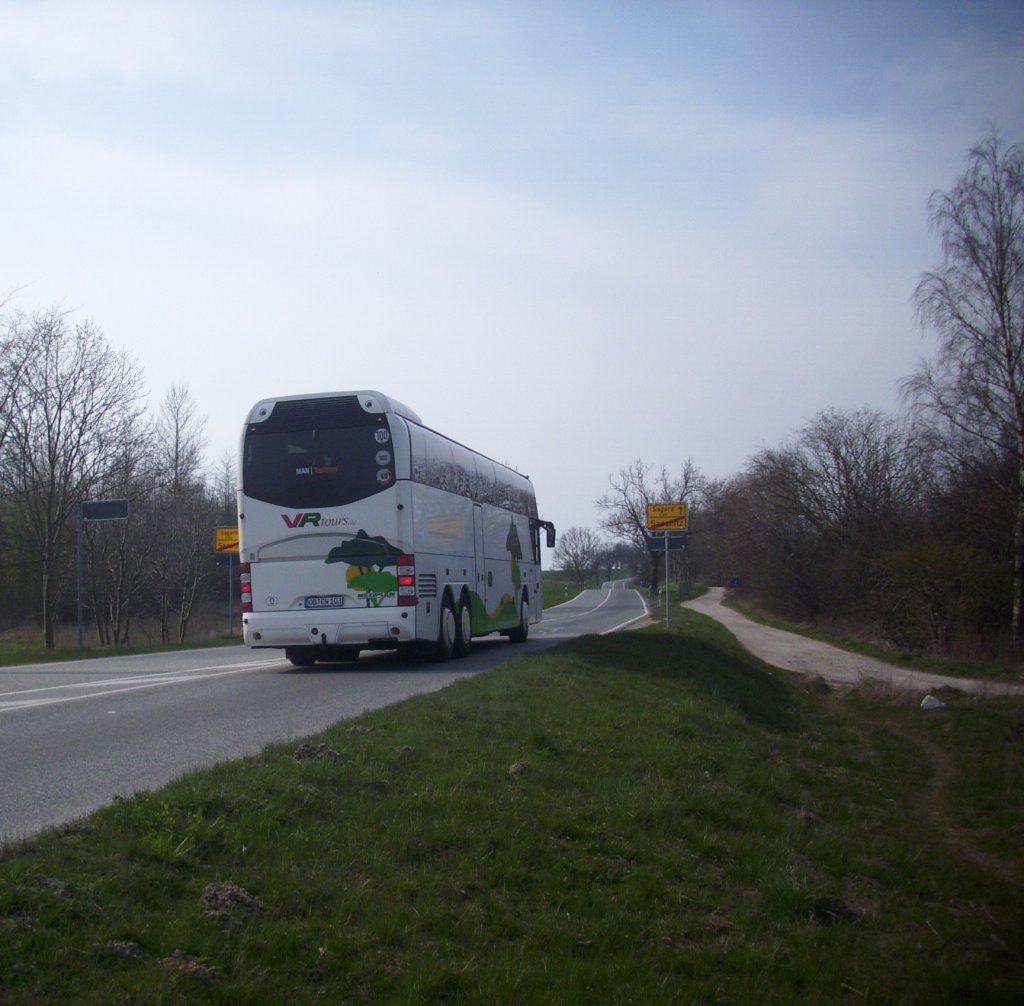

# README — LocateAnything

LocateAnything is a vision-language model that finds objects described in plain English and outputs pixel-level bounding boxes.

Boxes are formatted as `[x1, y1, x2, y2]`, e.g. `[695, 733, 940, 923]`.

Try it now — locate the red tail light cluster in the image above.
[240, 562, 252, 613]
[397, 555, 417, 606]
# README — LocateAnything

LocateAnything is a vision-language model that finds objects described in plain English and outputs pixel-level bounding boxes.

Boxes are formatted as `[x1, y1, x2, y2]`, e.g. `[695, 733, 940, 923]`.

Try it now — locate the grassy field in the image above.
[0, 635, 241, 669]
[541, 573, 583, 609]
[1, 609, 1021, 1003]
[541, 569, 638, 610]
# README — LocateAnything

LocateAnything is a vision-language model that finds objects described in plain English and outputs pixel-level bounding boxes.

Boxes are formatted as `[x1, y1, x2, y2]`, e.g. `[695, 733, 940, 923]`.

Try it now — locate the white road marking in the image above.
[541, 588, 649, 636]
[0, 658, 280, 714]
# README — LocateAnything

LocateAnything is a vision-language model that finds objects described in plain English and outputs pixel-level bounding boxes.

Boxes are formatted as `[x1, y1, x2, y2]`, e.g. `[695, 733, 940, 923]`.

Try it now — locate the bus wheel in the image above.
[508, 598, 529, 644]
[285, 647, 317, 667]
[454, 594, 472, 658]
[434, 595, 457, 662]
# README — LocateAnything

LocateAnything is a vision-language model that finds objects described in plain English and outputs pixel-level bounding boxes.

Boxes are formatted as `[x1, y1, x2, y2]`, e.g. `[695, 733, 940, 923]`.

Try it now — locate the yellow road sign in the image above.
[646, 503, 688, 531]
[215, 526, 240, 553]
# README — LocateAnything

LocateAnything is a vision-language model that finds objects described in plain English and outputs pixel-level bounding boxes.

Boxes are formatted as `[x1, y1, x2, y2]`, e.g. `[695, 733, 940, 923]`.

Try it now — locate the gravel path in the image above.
[683, 587, 1024, 697]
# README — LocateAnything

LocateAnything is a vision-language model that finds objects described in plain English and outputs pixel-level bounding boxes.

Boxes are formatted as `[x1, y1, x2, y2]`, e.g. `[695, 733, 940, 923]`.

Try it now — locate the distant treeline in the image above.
[596, 131, 1024, 660]
[694, 406, 1011, 658]
[0, 304, 234, 648]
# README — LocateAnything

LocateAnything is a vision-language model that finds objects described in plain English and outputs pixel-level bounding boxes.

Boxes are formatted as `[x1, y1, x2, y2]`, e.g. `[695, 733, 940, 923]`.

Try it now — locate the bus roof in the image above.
[242, 391, 532, 486]
[244, 391, 422, 427]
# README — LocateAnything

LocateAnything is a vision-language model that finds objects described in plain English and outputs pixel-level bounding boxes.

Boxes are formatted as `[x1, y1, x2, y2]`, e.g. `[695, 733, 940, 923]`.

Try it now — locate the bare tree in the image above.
[154, 383, 208, 493]
[0, 302, 37, 622]
[595, 541, 637, 584]
[705, 452, 826, 617]
[153, 485, 220, 643]
[0, 295, 34, 458]
[595, 458, 705, 592]
[0, 308, 147, 647]
[85, 434, 159, 645]
[553, 526, 602, 589]
[212, 450, 238, 522]
[146, 386, 216, 643]
[752, 409, 921, 619]
[905, 129, 1024, 639]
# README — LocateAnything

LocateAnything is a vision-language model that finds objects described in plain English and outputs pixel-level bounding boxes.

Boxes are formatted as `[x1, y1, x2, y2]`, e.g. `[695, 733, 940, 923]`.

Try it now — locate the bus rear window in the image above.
[242, 402, 396, 509]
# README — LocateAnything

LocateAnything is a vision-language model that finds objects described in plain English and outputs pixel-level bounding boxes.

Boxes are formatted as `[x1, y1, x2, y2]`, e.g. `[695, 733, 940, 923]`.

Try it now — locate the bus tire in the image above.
[434, 594, 457, 662]
[508, 597, 529, 644]
[285, 647, 317, 667]
[454, 593, 473, 658]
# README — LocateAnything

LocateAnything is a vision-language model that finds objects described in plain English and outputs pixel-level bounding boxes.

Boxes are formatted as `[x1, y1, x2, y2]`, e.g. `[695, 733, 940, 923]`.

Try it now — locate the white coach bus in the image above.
[237, 391, 555, 667]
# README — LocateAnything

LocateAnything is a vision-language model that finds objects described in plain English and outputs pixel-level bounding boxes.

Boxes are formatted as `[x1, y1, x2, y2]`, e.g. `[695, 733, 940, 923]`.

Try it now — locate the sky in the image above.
[2, 0, 1023, 553]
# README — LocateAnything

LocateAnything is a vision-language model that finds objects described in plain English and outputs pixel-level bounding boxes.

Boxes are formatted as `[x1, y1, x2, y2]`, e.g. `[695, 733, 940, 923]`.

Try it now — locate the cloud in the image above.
[2, 0, 1021, 541]
[879, 24, 1024, 136]
[0, 0, 221, 86]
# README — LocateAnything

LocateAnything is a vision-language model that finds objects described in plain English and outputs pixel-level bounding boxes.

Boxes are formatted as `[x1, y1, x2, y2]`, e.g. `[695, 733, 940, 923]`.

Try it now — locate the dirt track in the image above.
[682, 587, 1024, 697]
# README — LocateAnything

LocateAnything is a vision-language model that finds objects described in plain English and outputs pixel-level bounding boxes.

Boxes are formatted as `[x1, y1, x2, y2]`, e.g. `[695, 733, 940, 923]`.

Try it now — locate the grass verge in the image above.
[1, 611, 1021, 1003]
[542, 573, 584, 608]
[0, 635, 240, 669]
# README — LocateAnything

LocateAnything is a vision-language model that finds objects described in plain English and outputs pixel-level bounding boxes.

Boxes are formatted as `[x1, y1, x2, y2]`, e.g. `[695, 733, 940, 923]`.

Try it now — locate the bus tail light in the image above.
[240, 562, 253, 613]
[397, 555, 417, 606]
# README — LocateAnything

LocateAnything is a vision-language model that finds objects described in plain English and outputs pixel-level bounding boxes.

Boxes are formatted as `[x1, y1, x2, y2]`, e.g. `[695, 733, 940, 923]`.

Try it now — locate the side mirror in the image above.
[532, 519, 556, 549]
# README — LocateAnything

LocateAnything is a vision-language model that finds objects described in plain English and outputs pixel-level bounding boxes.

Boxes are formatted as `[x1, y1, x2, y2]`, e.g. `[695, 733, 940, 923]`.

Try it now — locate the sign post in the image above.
[77, 499, 130, 647]
[215, 527, 240, 636]
[645, 503, 688, 627]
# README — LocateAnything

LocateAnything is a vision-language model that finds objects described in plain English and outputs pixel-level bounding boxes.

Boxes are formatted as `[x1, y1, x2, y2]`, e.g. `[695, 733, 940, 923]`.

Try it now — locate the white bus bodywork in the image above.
[238, 391, 554, 667]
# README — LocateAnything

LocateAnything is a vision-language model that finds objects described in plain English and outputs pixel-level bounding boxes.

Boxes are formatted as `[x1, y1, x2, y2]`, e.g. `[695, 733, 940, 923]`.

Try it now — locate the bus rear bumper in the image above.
[242, 610, 416, 649]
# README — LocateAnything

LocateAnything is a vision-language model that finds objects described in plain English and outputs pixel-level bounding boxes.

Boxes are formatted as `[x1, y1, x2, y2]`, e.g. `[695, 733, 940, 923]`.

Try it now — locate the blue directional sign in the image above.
[647, 533, 687, 553]
[80, 499, 129, 522]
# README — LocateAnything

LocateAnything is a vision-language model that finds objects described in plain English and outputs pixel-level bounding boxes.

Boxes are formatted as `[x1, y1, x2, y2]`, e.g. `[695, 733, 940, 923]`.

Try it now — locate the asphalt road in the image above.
[1, 587, 648, 844]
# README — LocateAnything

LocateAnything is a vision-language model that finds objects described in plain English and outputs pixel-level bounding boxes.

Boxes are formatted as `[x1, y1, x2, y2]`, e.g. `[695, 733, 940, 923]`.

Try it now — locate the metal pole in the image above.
[665, 532, 670, 627]
[227, 556, 235, 636]
[77, 505, 84, 647]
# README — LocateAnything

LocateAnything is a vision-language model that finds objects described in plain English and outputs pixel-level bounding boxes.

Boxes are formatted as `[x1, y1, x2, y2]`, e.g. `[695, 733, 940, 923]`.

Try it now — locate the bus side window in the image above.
[474, 457, 496, 506]
[427, 435, 453, 492]
[451, 443, 475, 500]
[409, 425, 428, 484]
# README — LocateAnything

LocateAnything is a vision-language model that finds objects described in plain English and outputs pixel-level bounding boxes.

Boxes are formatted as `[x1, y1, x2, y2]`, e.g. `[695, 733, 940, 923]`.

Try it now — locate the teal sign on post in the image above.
[647, 533, 687, 553]
[81, 499, 129, 522]
[77, 498, 130, 646]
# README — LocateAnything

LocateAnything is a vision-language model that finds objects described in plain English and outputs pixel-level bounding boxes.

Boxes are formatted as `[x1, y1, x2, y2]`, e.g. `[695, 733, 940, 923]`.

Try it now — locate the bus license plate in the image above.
[304, 595, 345, 609]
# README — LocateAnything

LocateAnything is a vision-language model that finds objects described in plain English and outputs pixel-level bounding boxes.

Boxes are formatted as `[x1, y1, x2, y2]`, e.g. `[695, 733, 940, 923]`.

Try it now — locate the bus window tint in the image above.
[408, 423, 428, 485]
[425, 433, 455, 494]
[404, 422, 538, 519]
[451, 442, 476, 498]
[474, 457, 496, 507]
[243, 414, 395, 509]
